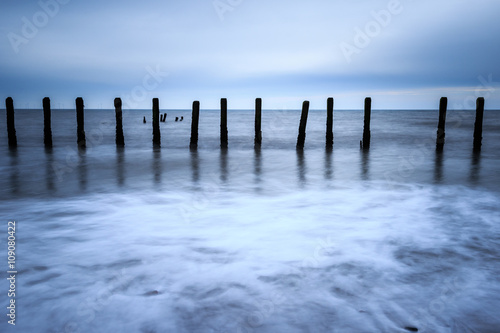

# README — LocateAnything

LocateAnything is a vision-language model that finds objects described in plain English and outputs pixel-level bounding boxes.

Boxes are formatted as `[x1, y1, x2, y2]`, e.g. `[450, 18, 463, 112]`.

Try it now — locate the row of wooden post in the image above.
[4, 97, 485, 151]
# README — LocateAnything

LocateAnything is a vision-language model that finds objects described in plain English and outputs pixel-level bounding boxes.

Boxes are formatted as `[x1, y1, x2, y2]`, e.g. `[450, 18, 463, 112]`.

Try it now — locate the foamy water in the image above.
[0, 109, 499, 332]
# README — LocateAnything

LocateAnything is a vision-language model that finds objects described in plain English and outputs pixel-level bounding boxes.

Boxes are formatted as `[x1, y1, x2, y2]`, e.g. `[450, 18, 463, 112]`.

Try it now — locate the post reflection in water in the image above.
[45, 148, 55, 192]
[190, 149, 200, 184]
[116, 147, 125, 187]
[78, 150, 87, 191]
[220, 149, 228, 183]
[469, 151, 482, 184]
[254, 147, 262, 185]
[9, 149, 19, 194]
[324, 148, 333, 181]
[434, 151, 444, 183]
[152, 148, 161, 185]
[296, 150, 306, 186]
[360, 149, 369, 181]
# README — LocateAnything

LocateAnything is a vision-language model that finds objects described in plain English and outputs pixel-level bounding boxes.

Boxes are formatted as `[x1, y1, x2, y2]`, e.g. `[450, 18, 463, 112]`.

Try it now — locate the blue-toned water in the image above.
[0, 108, 499, 332]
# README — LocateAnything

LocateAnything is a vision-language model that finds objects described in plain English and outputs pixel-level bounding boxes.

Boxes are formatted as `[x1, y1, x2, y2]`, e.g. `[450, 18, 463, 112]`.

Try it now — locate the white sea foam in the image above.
[1, 182, 499, 332]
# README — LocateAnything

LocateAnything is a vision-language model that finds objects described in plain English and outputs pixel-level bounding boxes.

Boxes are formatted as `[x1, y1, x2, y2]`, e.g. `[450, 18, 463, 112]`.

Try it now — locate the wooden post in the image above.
[43, 97, 53, 148]
[254, 98, 262, 147]
[114, 98, 125, 146]
[296, 101, 310, 149]
[362, 97, 371, 149]
[5, 98, 17, 148]
[76, 97, 86, 148]
[220, 98, 228, 149]
[152, 98, 160, 146]
[436, 97, 447, 152]
[473, 97, 485, 152]
[190, 101, 200, 149]
[326, 97, 334, 148]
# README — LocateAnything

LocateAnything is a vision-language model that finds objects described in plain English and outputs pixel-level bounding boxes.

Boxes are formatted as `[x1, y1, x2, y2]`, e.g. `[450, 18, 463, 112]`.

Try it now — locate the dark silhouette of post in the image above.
[5, 97, 17, 148]
[152, 98, 161, 146]
[255, 98, 262, 147]
[362, 97, 371, 150]
[76, 97, 86, 148]
[436, 97, 447, 152]
[473, 97, 485, 152]
[114, 98, 125, 146]
[43, 97, 53, 148]
[190, 101, 200, 149]
[326, 97, 334, 148]
[220, 98, 228, 149]
[296, 101, 310, 149]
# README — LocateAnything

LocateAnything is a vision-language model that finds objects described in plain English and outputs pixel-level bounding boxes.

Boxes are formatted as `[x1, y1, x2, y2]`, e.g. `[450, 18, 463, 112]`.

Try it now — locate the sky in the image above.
[0, 0, 499, 110]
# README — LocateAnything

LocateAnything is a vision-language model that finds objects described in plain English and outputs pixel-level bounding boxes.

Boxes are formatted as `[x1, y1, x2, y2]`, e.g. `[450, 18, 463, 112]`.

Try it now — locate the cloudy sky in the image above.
[1, 0, 499, 110]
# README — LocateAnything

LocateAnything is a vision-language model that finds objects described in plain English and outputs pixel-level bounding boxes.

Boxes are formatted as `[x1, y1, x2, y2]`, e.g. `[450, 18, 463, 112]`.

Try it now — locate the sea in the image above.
[0, 108, 499, 333]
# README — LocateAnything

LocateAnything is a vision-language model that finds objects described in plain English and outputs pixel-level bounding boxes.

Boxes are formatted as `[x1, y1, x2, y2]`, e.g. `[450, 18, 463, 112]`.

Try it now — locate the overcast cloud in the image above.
[1, 0, 499, 110]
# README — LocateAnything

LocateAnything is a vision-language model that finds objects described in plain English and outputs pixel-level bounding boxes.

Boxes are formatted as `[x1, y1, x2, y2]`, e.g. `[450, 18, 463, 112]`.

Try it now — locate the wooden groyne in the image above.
[220, 98, 228, 149]
[326, 97, 334, 148]
[436, 97, 447, 152]
[473, 97, 485, 152]
[152, 98, 160, 147]
[5, 97, 17, 148]
[190, 101, 200, 149]
[114, 98, 125, 147]
[3, 97, 489, 151]
[296, 101, 310, 149]
[76, 97, 86, 148]
[361, 97, 371, 150]
[43, 97, 52, 148]
[254, 98, 262, 148]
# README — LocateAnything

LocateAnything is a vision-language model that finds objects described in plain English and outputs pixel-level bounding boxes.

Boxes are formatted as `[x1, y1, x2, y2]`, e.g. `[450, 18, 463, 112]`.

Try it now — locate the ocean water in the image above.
[0, 108, 499, 333]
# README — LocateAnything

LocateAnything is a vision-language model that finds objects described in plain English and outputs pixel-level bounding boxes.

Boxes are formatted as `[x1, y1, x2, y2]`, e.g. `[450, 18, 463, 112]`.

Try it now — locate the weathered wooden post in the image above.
[473, 97, 485, 152]
[326, 97, 334, 148]
[362, 97, 371, 149]
[43, 97, 53, 148]
[152, 98, 161, 146]
[5, 98, 17, 148]
[254, 98, 262, 147]
[114, 98, 125, 146]
[296, 101, 310, 149]
[190, 101, 200, 149]
[436, 97, 447, 152]
[75, 97, 86, 148]
[220, 98, 228, 149]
